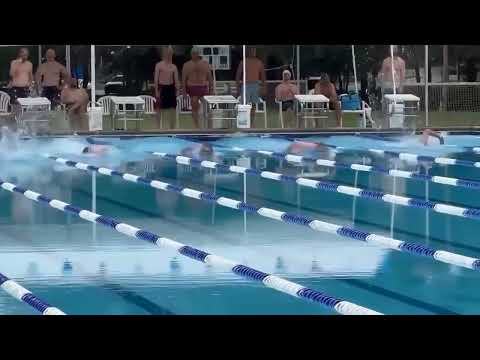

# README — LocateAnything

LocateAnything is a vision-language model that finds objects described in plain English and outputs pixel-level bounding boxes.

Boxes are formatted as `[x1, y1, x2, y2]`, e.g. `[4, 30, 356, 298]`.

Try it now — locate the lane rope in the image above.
[46, 155, 480, 272]
[0, 178, 381, 315]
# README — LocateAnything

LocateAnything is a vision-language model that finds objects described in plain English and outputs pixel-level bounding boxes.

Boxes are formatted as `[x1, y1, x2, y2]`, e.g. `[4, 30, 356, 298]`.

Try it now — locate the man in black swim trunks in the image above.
[9, 47, 33, 104]
[35, 48, 69, 108]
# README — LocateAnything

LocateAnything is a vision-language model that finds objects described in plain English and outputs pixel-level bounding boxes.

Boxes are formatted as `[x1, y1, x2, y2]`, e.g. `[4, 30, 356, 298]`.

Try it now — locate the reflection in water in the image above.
[62, 259, 73, 274]
[275, 256, 287, 274]
[169, 257, 181, 274]
[26, 261, 38, 276]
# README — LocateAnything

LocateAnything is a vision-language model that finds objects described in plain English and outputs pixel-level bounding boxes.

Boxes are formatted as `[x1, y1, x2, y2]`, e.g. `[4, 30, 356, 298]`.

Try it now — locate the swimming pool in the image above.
[2, 132, 480, 314]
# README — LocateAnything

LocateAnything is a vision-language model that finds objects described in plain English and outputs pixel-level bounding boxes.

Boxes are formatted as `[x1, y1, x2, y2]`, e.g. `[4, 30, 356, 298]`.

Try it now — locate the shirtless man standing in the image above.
[36, 48, 69, 107]
[181, 46, 213, 128]
[154, 46, 180, 129]
[235, 46, 266, 127]
[60, 78, 89, 132]
[314, 73, 342, 127]
[9, 47, 33, 104]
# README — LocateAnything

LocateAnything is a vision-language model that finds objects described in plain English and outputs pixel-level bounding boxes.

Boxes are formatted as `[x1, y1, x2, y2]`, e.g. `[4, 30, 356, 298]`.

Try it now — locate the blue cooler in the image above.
[340, 93, 361, 110]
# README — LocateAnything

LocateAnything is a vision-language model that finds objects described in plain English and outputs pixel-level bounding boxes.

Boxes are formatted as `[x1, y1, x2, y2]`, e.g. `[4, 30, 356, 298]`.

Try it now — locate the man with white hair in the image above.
[181, 46, 213, 128]
[35, 48, 69, 107]
[275, 69, 299, 127]
[9, 47, 33, 104]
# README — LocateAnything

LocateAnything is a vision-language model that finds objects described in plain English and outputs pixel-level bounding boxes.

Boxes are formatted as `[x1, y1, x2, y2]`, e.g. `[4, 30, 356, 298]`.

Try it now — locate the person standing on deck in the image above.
[181, 46, 213, 129]
[9, 47, 33, 104]
[235, 46, 266, 128]
[154, 46, 180, 129]
[35, 48, 70, 108]
[379, 46, 405, 95]
[60, 78, 89, 132]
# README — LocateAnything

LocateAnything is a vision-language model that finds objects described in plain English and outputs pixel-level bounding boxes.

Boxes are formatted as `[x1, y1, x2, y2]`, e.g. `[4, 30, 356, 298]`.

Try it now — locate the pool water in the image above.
[1, 133, 480, 314]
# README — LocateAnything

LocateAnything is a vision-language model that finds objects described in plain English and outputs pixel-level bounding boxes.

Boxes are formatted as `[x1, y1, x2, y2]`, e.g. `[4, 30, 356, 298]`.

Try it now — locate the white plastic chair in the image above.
[0, 91, 11, 116]
[140, 95, 156, 114]
[96, 96, 113, 129]
[274, 99, 286, 129]
[97, 96, 113, 116]
[176, 94, 193, 129]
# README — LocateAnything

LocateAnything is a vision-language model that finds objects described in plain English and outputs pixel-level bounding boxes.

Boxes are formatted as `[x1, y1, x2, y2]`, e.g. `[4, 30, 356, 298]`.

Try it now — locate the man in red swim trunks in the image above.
[181, 46, 213, 129]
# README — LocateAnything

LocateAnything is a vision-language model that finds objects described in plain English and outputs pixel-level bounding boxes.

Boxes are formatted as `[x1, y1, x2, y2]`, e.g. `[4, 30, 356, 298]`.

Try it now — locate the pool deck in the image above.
[3, 107, 480, 137]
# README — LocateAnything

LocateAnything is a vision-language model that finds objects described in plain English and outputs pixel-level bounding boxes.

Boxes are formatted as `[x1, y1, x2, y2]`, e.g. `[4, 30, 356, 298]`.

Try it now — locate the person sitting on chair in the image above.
[60, 78, 89, 132]
[275, 70, 299, 127]
[313, 73, 342, 127]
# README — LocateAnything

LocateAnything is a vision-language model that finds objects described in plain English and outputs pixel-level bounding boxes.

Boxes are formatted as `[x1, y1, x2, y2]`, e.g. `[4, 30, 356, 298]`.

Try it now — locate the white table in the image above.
[383, 94, 421, 128]
[110, 96, 145, 130]
[202, 95, 239, 129]
[16, 97, 51, 130]
[294, 94, 330, 128]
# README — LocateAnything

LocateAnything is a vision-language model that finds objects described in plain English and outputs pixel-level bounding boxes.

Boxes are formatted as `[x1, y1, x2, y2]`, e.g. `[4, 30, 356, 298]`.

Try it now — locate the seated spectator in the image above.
[314, 73, 342, 127]
[60, 78, 89, 132]
[275, 70, 299, 128]
[275, 70, 299, 109]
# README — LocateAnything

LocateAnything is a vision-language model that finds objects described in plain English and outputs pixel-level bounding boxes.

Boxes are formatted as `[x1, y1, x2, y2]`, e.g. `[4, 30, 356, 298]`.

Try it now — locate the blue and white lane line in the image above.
[0, 180, 380, 315]
[0, 272, 65, 315]
[288, 138, 478, 168]
[46, 156, 480, 272]
[328, 143, 480, 169]
[216, 145, 480, 192]
[149, 152, 480, 223]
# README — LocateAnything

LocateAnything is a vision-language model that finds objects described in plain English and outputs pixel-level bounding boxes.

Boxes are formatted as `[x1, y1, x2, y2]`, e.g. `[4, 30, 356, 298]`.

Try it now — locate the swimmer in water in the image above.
[286, 140, 333, 159]
[81, 144, 111, 156]
[180, 143, 215, 160]
[420, 129, 445, 146]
